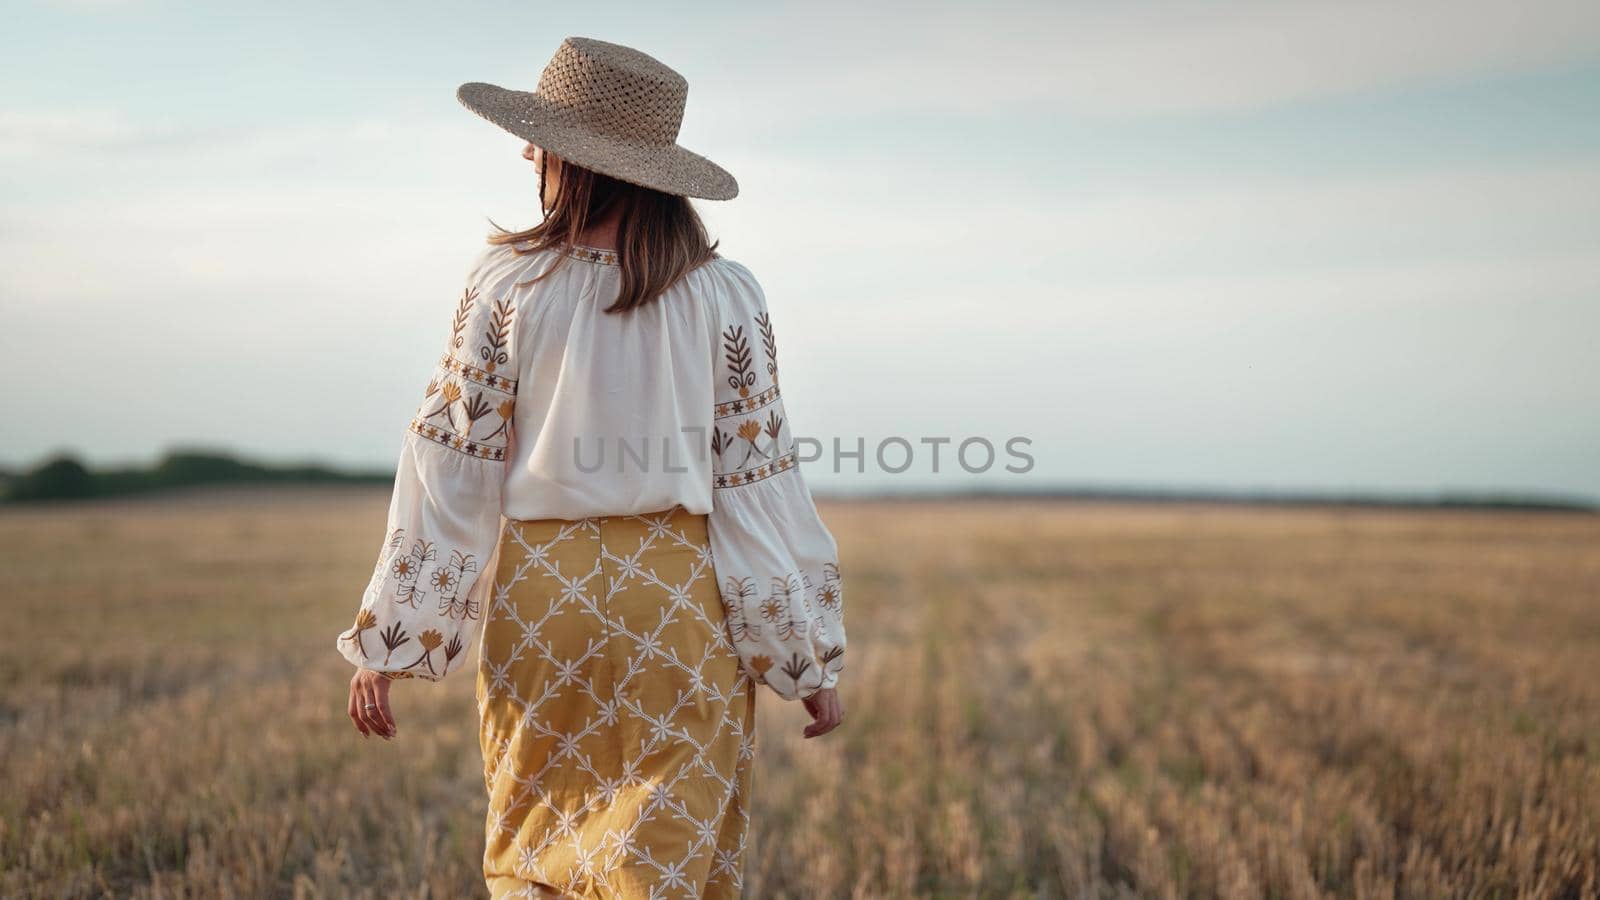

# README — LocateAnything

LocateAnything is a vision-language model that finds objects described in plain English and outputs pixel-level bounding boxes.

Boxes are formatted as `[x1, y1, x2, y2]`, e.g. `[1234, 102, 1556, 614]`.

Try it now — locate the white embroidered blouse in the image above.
[333, 241, 845, 701]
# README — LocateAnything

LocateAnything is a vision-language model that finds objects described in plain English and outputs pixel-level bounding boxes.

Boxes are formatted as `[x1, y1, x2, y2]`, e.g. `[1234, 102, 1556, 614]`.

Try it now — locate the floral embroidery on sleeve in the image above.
[708, 294, 846, 701]
[719, 559, 844, 696]
[711, 319, 795, 488]
[335, 276, 517, 683]
[407, 288, 519, 461]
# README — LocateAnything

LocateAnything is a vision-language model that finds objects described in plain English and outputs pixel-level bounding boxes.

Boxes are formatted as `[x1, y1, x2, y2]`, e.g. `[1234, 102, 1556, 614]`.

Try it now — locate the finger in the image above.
[348, 680, 370, 736]
[358, 679, 390, 738]
[803, 693, 828, 738]
[810, 692, 841, 738]
[374, 677, 397, 735]
[364, 680, 393, 738]
[352, 675, 372, 733]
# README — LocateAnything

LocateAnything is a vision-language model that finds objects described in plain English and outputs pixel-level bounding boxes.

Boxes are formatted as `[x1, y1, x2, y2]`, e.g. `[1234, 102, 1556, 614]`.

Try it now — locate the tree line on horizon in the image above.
[1, 448, 1593, 512]
[0, 450, 392, 504]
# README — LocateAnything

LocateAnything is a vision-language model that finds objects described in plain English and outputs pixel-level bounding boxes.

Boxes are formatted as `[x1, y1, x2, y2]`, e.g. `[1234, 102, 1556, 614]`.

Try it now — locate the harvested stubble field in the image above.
[1, 487, 1598, 899]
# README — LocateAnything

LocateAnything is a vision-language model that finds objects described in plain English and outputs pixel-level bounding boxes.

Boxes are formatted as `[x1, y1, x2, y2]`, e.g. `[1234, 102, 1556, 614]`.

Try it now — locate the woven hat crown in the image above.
[537, 37, 686, 145]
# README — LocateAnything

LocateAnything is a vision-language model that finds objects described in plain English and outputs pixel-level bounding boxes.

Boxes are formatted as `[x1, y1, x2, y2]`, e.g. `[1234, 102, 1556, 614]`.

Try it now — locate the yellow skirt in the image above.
[476, 505, 758, 899]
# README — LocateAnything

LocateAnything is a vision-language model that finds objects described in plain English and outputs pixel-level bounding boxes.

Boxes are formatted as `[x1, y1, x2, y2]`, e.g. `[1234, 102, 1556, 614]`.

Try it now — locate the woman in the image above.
[333, 36, 846, 899]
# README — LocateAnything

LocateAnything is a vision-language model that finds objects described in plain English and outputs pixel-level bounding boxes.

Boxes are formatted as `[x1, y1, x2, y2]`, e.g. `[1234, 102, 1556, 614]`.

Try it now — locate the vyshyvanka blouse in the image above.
[334, 241, 846, 701]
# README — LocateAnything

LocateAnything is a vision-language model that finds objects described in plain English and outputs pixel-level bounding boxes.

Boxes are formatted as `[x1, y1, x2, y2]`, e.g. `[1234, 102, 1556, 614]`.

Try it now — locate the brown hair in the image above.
[486, 152, 720, 313]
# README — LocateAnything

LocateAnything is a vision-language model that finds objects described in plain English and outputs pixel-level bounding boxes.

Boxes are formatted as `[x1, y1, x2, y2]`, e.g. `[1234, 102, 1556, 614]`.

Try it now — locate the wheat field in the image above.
[1, 487, 1597, 898]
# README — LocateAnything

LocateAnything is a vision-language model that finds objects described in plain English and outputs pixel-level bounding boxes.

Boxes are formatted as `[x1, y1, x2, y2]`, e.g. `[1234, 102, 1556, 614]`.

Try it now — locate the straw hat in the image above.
[457, 36, 738, 201]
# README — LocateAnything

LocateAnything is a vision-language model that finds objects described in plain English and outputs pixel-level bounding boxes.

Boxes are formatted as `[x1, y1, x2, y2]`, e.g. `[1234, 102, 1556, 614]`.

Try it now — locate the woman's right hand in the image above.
[801, 687, 843, 738]
[348, 668, 397, 739]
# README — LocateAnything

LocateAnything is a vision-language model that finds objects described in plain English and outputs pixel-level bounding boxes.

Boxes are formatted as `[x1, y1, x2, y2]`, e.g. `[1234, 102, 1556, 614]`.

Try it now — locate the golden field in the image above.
[1, 487, 1597, 899]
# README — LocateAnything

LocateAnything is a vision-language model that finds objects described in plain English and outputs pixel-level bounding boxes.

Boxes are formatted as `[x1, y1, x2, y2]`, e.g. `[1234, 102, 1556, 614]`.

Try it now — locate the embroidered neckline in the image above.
[509, 240, 620, 266]
[564, 244, 619, 266]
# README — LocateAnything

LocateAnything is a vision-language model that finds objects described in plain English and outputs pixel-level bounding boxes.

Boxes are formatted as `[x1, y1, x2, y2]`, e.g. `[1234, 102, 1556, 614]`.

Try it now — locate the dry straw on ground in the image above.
[2, 487, 1597, 897]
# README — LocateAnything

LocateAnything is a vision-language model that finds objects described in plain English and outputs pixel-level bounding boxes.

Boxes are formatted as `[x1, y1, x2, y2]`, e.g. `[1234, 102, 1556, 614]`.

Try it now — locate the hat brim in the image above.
[456, 82, 739, 201]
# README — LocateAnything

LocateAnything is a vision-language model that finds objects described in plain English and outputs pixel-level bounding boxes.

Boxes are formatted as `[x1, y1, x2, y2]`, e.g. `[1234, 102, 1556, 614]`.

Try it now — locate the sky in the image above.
[2, 0, 1598, 500]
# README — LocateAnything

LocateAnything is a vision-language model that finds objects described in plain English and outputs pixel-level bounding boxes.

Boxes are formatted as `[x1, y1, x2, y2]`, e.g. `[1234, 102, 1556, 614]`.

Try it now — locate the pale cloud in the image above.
[0, 109, 155, 161]
[0, 110, 482, 170]
[704, 154, 1600, 295]
[6, 121, 1596, 315]
[695, 0, 1600, 121]
[41, 0, 142, 10]
[9, 125, 1595, 318]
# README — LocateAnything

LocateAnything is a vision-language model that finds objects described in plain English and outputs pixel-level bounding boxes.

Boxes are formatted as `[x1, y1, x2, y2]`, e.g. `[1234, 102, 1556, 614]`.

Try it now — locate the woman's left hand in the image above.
[348, 668, 397, 739]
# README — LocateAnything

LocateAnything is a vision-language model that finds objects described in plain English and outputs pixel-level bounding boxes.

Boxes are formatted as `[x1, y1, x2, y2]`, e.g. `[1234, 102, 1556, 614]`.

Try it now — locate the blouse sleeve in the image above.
[706, 262, 847, 701]
[334, 250, 519, 682]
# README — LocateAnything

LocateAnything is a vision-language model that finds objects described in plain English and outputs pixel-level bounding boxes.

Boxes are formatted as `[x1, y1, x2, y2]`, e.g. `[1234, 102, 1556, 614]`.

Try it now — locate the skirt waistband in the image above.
[504, 503, 702, 529]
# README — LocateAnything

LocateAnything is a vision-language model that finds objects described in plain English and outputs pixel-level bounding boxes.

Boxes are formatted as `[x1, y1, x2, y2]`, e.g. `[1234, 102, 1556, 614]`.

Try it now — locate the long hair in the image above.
[486, 151, 720, 313]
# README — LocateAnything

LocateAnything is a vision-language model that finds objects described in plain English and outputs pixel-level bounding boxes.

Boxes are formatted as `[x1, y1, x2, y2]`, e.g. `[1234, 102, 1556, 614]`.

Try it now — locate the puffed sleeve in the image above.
[706, 261, 846, 701]
[334, 248, 519, 682]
